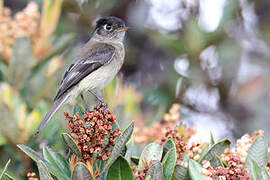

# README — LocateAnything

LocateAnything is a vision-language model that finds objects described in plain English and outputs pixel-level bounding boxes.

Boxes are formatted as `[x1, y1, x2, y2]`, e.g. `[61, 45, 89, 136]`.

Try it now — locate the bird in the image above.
[35, 16, 128, 135]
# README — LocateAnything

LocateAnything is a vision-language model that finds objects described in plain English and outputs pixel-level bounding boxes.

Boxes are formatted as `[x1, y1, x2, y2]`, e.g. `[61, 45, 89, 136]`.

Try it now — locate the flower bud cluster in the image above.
[0, 2, 40, 61]
[26, 172, 38, 180]
[200, 160, 215, 180]
[159, 126, 187, 159]
[215, 154, 250, 180]
[134, 104, 195, 144]
[132, 160, 152, 180]
[186, 141, 208, 161]
[65, 104, 120, 161]
[132, 166, 149, 180]
[163, 104, 180, 123]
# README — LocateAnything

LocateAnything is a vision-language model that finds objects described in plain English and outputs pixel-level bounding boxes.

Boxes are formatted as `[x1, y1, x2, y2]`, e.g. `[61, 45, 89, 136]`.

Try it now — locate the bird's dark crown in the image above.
[95, 16, 126, 31]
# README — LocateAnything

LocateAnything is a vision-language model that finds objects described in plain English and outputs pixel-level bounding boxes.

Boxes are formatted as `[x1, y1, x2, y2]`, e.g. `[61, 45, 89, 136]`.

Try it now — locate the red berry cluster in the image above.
[215, 154, 250, 180]
[26, 172, 38, 180]
[159, 126, 187, 159]
[132, 167, 149, 180]
[65, 104, 121, 161]
[132, 160, 152, 180]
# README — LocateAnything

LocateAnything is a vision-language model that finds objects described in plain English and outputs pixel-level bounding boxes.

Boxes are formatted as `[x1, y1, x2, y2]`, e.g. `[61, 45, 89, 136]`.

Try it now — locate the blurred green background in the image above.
[1, 0, 270, 178]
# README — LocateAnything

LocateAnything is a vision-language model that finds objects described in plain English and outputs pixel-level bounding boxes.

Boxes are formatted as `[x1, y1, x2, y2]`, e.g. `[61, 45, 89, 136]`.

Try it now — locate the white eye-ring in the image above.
[104, 24, 112, 31]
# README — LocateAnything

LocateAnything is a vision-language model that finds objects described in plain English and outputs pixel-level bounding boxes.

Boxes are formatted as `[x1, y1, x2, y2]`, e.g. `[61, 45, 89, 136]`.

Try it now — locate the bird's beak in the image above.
[116, 26, 129, 32]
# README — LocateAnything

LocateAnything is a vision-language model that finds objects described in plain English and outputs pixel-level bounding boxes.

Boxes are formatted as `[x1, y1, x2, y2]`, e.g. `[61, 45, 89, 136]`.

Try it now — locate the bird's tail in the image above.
[35, 96, 67, 135]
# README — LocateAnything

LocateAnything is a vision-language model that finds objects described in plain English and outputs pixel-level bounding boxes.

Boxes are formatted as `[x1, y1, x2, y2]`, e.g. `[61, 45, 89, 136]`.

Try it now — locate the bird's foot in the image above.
[88, 90, 108, 111]
[84, 109, 94, 113]
[81, 94, 91, 113]
[96, 101, 108, 111]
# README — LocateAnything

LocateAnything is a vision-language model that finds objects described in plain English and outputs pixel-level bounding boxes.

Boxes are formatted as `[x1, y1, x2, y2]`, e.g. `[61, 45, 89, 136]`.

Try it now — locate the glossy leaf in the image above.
[107, 156, 134, 180]
[0, 159, 10, 179]
[172, 165, 189, 180]
[17, 144, 69, 180]
[199, 146, 208, 162]
[138, 143, 163, 170]
[259, 167, 270, 180]
[62, 133, 82, 158]
[214, 154, 225, 168]
[250, 160, 260, 180]
[147, 160, 163, 180]
[162, 138, 175, 157]
[200, 139, 231, 168]
[72, 162, 94, 180]
[43, 147, 71, 177]
[188, 159, 204, 180]
[100, 120, 134, 175]
[162, 139, 177, 180]
[244, 135, 268, 169]
[37, 160, 54, 180]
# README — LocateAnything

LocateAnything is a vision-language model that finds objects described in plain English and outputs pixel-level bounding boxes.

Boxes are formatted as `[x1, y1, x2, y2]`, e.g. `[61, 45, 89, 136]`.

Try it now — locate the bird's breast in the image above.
[79, 44, 125, 92]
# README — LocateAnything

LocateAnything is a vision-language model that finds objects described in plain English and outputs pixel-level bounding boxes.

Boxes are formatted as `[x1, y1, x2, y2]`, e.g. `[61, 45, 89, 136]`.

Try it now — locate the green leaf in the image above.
[131, 156, 139, 165]
[0, 166, 21, 180]
[72, 104, 84, 117]
[72, 162, 94, 180]
[17, 144, 69, 180]
[172, 165, 189, 180]
[100, 120, 134, 175]
[199, 146, 208, 162]
[162, 138, 175, 157]
[259, 167, 270, 180]
[200, 139, 231, 168]
[214, 154, 225, 168]
[3, 173, 17, 180]
[107, 156, 134, 180]
[62, 133, 82, 158]
[0, 159, 10, 179]
[43, 147, 71, 177]
[210, 132, 215, 146]
[138, 143, 163, 170]
[183, 152, 189, 163]
[8, 37, 37, 89]
[37, 160, 54, 180]
[188, 159, 204, 180]
[244, 135, 268, 169]
[162, 139, 177, 180]
[147, 160, 163, 180]
[250, 160, 261, 180]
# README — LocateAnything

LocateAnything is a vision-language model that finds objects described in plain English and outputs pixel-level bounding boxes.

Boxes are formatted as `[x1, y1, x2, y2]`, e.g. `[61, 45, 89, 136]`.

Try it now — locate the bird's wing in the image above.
[54, 43, 115, 101]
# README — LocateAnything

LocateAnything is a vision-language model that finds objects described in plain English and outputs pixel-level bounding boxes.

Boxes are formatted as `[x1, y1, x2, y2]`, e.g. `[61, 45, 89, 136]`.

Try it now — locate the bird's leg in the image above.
[80, 94, 90, 112]
[88, 90, 108, 110]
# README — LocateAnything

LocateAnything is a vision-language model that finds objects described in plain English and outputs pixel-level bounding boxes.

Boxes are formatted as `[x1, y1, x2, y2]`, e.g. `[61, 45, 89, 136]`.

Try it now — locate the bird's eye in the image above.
[104, 24, 112, 31]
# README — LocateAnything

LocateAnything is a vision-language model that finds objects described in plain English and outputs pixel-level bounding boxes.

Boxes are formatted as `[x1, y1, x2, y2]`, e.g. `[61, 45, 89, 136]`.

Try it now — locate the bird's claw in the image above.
[97, 101, 108, 111]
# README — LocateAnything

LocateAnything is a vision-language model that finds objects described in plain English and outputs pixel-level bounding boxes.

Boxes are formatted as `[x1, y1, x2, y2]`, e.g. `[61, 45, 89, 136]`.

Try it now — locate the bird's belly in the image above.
[78, 57, 123, 93]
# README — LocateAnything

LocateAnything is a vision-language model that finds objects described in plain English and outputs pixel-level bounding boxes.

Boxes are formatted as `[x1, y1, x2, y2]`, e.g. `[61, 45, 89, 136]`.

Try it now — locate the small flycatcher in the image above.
[35, 16, 128, 134]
